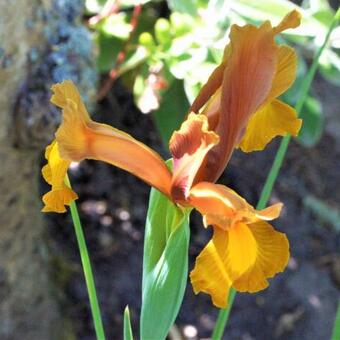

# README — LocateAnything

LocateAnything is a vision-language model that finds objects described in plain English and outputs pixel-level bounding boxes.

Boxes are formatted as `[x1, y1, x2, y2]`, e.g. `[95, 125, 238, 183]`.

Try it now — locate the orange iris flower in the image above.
[42, 10, 302, 307]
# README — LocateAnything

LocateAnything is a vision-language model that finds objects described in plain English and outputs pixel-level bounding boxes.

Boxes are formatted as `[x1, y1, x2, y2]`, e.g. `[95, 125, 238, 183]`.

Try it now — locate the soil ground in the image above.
[43, 79, 340, 340]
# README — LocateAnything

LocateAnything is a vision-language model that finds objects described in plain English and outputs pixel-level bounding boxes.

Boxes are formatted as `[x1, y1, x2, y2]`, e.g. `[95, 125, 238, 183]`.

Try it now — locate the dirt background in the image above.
[42, 76, 340, 340]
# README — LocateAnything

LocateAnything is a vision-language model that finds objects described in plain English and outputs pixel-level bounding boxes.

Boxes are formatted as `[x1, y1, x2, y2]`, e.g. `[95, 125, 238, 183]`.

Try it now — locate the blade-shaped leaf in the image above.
[140, 186, 191, 340]
[124, 306, 134, 340]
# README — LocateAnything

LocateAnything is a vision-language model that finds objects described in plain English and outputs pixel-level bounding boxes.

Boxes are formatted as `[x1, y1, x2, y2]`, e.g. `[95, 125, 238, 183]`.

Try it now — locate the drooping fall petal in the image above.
[41, 140, 78, 213]
[188, 182, 288, 307]
[190, 228, 232, 308]
[231, 221, 289, 293]
[52, 80, 172, 198]
[239, 99, 302, 152]
[191, 220, 289, 308]
[169, 113, 219, 202]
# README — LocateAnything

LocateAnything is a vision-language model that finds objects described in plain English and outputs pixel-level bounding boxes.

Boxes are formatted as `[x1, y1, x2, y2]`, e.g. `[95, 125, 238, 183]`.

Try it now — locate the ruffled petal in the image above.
[232, 221, 289, 292]
[53, 80, 172, 197]
[51, 80, 90, 120]
[42, 187, 78, 213]
[190, 227, 232, 308]
[190, 219, 289, 306]
[189, 182, 288, 305]
[170, 114, 219, 202]
[41, 140, 78, 213]
[238, 99, 302, 152]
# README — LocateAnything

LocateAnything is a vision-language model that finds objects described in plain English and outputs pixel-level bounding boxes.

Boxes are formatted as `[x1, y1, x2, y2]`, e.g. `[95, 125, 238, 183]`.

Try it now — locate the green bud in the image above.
[139, 32, 155, 51]
[155, 18, 171, 44]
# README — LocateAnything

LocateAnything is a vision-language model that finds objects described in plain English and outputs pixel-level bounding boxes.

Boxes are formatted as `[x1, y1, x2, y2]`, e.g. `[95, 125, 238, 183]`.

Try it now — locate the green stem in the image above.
[211, 289, 236, 340]
[331, 300, 340, 340]
[211, 7, 340, 339]
[257, 135, 291, 210]
[66, 176, 106, 340]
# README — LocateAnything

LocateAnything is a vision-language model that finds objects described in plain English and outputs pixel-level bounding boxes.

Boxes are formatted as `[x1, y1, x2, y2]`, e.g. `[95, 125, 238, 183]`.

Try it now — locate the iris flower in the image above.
[42, 10, 302, 307]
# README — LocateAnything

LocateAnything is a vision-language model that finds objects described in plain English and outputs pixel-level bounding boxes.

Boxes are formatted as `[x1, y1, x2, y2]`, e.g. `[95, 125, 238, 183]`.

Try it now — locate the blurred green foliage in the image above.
[85, 0, 340, 148]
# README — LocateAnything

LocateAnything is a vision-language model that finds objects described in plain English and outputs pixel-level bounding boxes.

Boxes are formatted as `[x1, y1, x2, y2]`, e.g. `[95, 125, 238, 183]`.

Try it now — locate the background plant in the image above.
[86, 0, 339, 147]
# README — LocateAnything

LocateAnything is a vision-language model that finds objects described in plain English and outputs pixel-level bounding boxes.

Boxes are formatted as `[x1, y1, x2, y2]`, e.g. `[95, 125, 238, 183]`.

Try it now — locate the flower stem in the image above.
[211, 289, 236, 340]
[331, 299, 340, 340]
[211, 7, 340, 339]
[66, 176, 106, 340]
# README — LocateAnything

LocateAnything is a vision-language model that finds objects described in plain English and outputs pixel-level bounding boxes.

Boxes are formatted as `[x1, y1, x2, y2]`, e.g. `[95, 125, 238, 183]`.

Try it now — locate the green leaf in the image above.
[140, 184, 191, 340]
[167, 0, 201, 16]
[332, 300, 340, 340]
[303, 195, 340, 232]
[124, 306, 134, 340]
[184, 62, 218, 103]
[97, 13, 132, 39]
[319, 49, 340, 86]
[96, 34, 123, 72]
[170, 12, 195, 37]
[207, 0, 231, 26]
[231, 0, 298, 23]
[231, 0, 329, 37]
[153, 78, 190, 146]
[298, 95, 324, 147]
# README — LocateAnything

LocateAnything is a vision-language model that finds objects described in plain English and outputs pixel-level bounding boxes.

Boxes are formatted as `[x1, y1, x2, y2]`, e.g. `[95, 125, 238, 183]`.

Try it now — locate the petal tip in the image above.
[274, 10, 302, 34]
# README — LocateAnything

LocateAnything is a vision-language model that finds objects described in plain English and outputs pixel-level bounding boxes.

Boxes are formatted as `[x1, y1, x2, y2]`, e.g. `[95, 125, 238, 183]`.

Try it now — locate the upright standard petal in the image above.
[52, 81, 172, 197]
[194, 10, 301, 181]
[169, 113, 219, 202]
[41, 140, 78, 213]
[202, 21, 278, 182]
[238, 12, 302, 152]
[188, 182, 288, 307]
